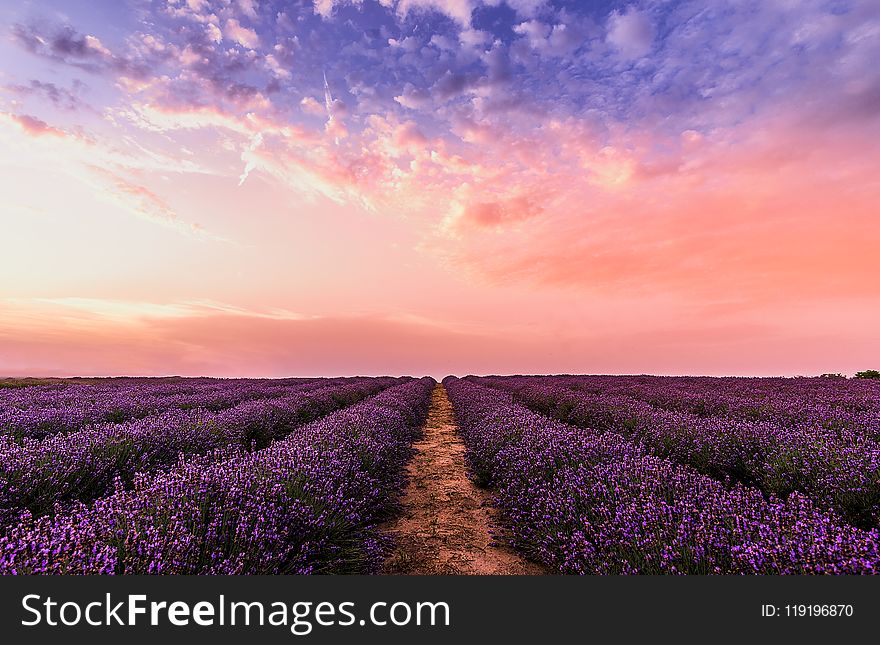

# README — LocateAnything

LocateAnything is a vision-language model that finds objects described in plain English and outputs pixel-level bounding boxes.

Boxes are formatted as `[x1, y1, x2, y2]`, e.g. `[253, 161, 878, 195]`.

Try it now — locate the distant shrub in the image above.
[820, 373, 845, 379]
[854, 370, 880, 380]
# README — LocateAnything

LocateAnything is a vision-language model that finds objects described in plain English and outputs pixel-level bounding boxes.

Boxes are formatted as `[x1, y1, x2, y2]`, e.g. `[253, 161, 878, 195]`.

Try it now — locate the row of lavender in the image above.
[544, 375, 880, 436]
[471, 376, 880, 529]
[0, 377, 402, 527]
[0, 378, 435, 574]
[0, 377, 334, 439]
[444, 377, 880, 574]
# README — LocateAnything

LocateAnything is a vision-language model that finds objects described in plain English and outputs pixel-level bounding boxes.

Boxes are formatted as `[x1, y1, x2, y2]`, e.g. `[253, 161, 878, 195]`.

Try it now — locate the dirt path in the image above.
[382, 384, 546, 575]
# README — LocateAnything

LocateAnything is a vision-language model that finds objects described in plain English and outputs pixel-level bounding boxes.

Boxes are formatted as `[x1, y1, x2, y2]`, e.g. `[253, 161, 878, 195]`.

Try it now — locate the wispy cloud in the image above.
[0, 109, 218, 237]
[2, 79, 89, 111]
[0, 112, 69, 138]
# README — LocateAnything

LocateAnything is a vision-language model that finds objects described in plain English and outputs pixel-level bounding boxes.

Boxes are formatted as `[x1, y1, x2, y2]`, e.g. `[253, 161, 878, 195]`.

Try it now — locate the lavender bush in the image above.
[0, 378, 434, 574]
[473, 376, 880, 529]
[0, 377, 401, 526]
[0, 377, 332, 440]
[445, 377, 880, 574]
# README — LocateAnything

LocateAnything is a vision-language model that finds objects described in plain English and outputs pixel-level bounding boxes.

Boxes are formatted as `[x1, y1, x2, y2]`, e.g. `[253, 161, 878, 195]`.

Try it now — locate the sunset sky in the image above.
[1, 0, 878, 378]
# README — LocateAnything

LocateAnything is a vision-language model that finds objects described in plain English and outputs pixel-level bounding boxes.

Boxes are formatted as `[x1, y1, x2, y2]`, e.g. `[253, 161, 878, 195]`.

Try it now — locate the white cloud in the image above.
[265, 53, 291, 79]
[501, 0, 546, 17]
[459, 27, 490, 48]
[224, 18, 260, 49]
[394, 83, 433, 110]
[607, 7, 655, 59]
[237, 0, 259, 19]
[313, 0, 335, 18]
[514, 20, 550, 49]
[397, 0, 476, 27]
[312, 0, 364, 19]
[205, 23, 222, 43]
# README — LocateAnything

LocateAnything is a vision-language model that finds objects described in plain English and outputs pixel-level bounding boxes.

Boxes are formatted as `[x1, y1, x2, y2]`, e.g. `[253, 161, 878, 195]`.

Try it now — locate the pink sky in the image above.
[1, 0, 879, 378]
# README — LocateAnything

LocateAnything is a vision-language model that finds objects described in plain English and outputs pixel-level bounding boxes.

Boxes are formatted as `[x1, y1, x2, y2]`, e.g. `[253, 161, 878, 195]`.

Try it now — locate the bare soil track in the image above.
[382, 384, 546, 575]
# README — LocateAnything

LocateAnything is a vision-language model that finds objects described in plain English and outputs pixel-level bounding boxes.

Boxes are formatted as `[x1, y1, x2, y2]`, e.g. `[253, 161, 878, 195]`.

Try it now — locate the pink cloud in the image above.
[453, 194, 543, 229]
[91, 169, 186, 227]
[392, 121, 428, 150]
[299, 96, 325, 116]
[442, 118, 880, 310]
[1, 113, 68, 137]
[224, 18, 260, 49]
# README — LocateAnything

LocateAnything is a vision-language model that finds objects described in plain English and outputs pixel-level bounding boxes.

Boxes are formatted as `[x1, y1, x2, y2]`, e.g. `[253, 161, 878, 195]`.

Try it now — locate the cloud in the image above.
[299, 96, 325, 115]
[87, 167, 205, 234]
[502, 0, 547, 17]
[430, 33, 457, 50]
[117, 102, 255, 134]
[394, 82, 433, 109]
[15, 23, 108, 61]
[393, 121, 428, 149]
[513, 16, 594, 57]
[397, 0, 477, 26]
[11, 22, 148, 77]
[3, 80, 88, 111]
[431, 69, 477, 100]
[237, 0, 260, 19]
[312, 0, 545, 27]
[265, 53, 291, 79]
[224, 18, 260, 49]
[313, 0, 365, 19]
[513, 19, 550, 48]
[238, 133, 264, 185]
[438, 112, 880, 309]
[606, 6, 655, 59]
[458, 27, 490, 48]
[186, 0, 210, 12]
[447, 194, 544, 230]
[313, 0, 334, 18]
[205, 23, 223, 43]
[0, 112, 69, 138]
[0, 107, 219, 238]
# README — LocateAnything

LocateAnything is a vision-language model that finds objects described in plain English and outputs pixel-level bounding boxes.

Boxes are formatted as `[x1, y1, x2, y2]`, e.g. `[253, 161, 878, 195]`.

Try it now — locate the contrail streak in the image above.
[323, 69, 333, 115]
[323, 69, 340, 145]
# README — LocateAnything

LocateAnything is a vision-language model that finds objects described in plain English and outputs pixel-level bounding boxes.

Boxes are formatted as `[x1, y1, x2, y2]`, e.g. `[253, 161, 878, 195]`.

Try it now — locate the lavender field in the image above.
[445, 375, 880, 574]
[0, 377, 434, 574]
[1, 374, 879, 575]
